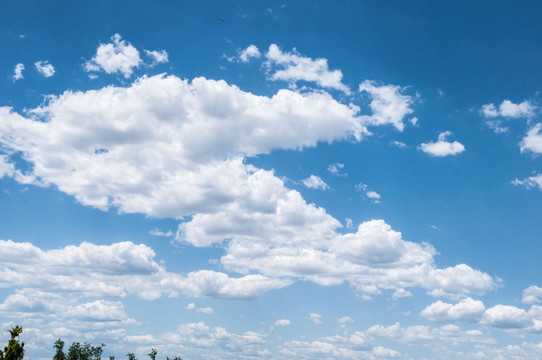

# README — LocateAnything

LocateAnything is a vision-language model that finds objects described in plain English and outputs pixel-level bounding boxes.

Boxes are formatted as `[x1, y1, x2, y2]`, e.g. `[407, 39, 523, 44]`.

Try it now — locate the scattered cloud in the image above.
[185, 302, 214, 315]
[485, 119, 509, 134]
[265, 44, 349, 93]
[274, 319, 291, 327]
[145, 49, 169, 66]
[345, 218, 354, 229]
[482, 100, 536, 119]
[520, 123, 542, 154]
[522, 285, 542, 304]
[149, 228, 174, 237]
[12, 63, 24, 80]
[419, 131, 466, 157]
[34, 61, 55, 77]
[239, 44, 261, 62]
[512, 173, 542, 190]
[301, 175, 329, 190]
[391, 140, 407, 149]
[328, 162, 347, 176]
[337, 316, 354, 324]
[356, 183, 381, 203]
[307, 313, 322, 325]
[84, 34, 142, 78]
[359, 80, 415, 131]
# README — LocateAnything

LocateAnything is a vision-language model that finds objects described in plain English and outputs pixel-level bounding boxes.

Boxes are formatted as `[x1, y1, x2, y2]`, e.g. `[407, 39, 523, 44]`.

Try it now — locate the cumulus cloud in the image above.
[265, 44, 349, 92]
[520, 123, 542, 154]
[523, 286, 542, 304]
[162, 322, 269, 360]
[512, 173, 542, 190]
[419, 131, 466, 157]
[420, 298, 486, 322]
[34, 61, 55, 77]
[482, 305, 534, 329]
[301, 175, 329, 190]
[0, 75, 367, 216]
[482, 100, 536, 119]
[239, 44, 261, 62]
[0, 72, 495, 300]
[359, 80, 414, 131]
[12, 63, 24, 80]
[0, 239, 290, 301]
[84, 34, 142, 78]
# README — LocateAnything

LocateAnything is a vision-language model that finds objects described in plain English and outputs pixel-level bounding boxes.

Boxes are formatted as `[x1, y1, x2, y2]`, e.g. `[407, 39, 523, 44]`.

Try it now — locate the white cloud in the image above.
[265, 44, 349, 92]
[359, 80, 414, 131]
[12, 63, 24, 80]
[420, 297, 486, 322]
[391, 140, 407, 148]
[371, 346, 401, 359]
[512, 173, 542, 190]
[356, 183, 381, 203]
[482, 305, 533, 329]
[239, 44, 261, 62]
[523, 286, 542, 304]
[145, 49, 169, 66]
[274, 319, 291, 327]
[485, 119, 509, 134]
[345, 218, 354, 229]
[0, 239, 291, 301]
[482, 100, 536, 119]
[301, 175, 329, 190]
[520, 123, 542, 154]
[34, 61, 55, 77]
[392, 289, 412, 299]
[162, 322, 269, 359]
[185, 302, 214, 315]
[0, 74, 495, 300]
[337, 316, 354, 324]
[419, 131, 466, 157]
[328, 162, 346, 176]
[84, 34, 142, 78]
[0, 75, 367, 217]
[307, 313, 322, 325]
[149, 228, 174, 237]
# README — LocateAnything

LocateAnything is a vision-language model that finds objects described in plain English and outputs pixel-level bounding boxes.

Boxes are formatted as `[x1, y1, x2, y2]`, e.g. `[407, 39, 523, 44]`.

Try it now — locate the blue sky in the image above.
[1, 1, 542, 359]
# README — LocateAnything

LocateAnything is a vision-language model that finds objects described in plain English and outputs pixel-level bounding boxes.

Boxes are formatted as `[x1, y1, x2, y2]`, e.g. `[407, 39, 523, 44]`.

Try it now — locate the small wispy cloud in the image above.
[35, 61, 55, 77]
[301, 175, 329, 190]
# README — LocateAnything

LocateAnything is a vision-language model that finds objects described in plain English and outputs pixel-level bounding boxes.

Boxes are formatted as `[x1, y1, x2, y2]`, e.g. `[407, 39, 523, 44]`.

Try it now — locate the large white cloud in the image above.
[0, 74, 366, 217]
[0, 68, 494, 300]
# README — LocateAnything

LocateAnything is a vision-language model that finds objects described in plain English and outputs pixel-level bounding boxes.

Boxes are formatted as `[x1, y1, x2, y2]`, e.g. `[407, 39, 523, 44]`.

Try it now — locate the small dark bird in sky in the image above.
[218, 18, 224, 23]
